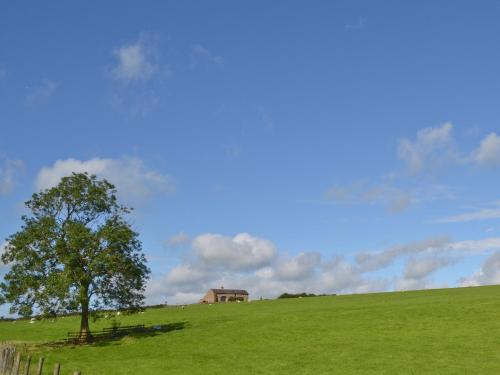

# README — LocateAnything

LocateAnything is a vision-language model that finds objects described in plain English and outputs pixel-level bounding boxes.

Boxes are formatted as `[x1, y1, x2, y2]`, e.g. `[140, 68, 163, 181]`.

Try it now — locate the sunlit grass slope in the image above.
[1, 285, 500, 374]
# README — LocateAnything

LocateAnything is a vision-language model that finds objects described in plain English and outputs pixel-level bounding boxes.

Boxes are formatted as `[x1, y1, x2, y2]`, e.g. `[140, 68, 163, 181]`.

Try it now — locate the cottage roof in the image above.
[211, 288, 248, 295]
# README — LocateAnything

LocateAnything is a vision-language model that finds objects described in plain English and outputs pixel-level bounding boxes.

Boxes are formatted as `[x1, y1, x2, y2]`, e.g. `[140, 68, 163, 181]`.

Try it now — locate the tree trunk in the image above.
[79, 287, 92, 343]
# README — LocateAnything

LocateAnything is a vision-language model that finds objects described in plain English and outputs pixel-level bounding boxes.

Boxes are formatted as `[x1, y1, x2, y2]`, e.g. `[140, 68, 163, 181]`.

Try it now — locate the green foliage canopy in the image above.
[0, 173, 150, 330]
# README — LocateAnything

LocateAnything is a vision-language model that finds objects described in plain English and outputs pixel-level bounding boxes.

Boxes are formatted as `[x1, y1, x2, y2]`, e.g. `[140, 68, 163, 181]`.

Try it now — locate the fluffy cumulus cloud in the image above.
[192, 233, 277, 271]
[145, 232, 500, 305]
[35, 157, 175, 202]
[473, 133, 500, 167]
[398, 122, 456, 173]
[109, 33, 170, 117]
[396, 125, 500, 172]
[403, 256, 455, 281]
[355, 236, 450, 273]
[146, 233, 296, 304]
[460, 251, 500, 287]
[319, 256, 365, 292]
[274, 252, 321, 281]
[112, 33, 161, 83]
[398, 125, 500, 172]
[166, 265, 210, 286]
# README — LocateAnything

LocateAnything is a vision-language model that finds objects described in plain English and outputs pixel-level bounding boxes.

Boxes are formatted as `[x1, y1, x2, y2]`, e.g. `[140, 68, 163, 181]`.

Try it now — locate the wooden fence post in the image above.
[23, 355, 31, 375]
[0, 344, 79, 375]
[1, 346, 13, 375]
[13, 352, 21, 375]
[8, 347, 15, 375]
[35, 357, 44, 375]
[1, 348, 6, 375]
[0, 348, 4, 375]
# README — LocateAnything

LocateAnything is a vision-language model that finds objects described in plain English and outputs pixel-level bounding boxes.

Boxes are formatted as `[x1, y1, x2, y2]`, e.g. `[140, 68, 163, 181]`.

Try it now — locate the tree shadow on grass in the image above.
[43, 322, 188, 348]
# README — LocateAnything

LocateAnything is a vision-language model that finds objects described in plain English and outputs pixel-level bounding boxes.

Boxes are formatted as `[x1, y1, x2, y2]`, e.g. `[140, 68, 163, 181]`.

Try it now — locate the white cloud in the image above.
[148, 233, 325, 304]
[166, 264, 210, 286]
[191, 44, 223, 65]
[355, 236, 450, 272]
[319, 256, 364, 292]
[473, 133, 500, 167]
[460, 251, 500, 287]
[357, 236, 500, 276]
[274, 252, 321, 281]
[398, 122, 456, 173]
[192, 233, 277, 271]
[112, 34, 159, 83]
[389, 191, 413, 213]
[145, 232, 500, 305]
[26, 79, 58, 105]
[449, 237, 500, 253]
[397, 126, 500, 171]
[324, 182, 454, 214]
[0, 158, 23, 195]
[403, 256, 455, 280]
[35, 157, 175, 202]
[434, 204, 500, 224]
[109, 34, 169, 117]
[167, 232, 190, 247]
[325, 182, 414, 213]
[395, 277, 429, 291]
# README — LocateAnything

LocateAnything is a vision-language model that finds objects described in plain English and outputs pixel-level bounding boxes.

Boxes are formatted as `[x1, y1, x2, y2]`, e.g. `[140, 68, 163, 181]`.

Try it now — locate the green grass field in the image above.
[1, 285, 500, 374]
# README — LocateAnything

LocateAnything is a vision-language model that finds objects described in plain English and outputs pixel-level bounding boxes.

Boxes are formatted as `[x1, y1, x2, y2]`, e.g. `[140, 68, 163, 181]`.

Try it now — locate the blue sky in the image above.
[2, 1, 500, 310]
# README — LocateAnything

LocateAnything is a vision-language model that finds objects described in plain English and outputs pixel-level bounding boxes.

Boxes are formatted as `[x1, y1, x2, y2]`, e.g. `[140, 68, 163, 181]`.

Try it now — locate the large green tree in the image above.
[0, 173, 150, 341]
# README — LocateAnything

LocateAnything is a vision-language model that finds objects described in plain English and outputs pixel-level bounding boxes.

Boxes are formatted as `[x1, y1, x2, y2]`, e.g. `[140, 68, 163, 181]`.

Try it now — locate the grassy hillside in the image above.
[1, 285, 500, 374]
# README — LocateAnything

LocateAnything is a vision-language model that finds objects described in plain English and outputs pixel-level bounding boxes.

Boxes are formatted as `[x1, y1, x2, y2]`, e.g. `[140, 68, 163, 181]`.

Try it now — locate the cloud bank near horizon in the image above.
[146, 232, 500, 305]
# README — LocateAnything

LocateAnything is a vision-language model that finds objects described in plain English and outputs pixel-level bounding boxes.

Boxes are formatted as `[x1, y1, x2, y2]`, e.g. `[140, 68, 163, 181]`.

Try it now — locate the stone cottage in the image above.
[200, 287, 249, 303]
